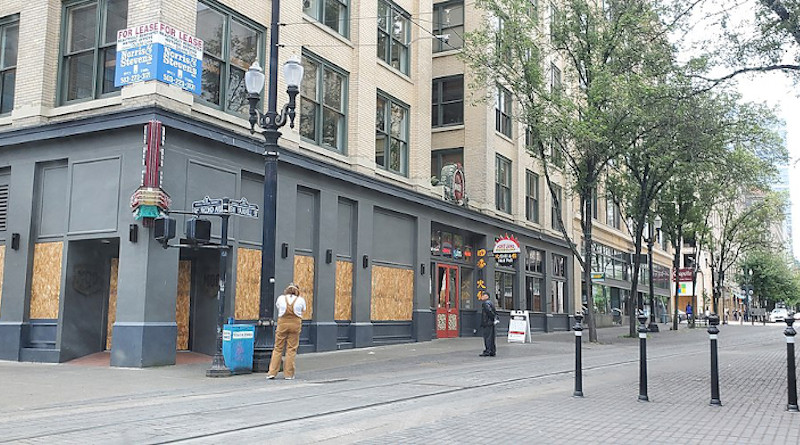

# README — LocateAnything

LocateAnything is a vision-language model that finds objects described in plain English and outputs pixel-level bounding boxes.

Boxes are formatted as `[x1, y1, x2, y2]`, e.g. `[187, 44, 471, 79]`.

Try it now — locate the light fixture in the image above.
[245, 62, 266, 95]
[654, 215, 662, 231]
[282, 55, 304, 89]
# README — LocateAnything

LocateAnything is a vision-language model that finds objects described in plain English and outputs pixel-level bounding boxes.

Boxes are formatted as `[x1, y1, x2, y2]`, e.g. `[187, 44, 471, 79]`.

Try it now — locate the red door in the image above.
[436, 264, 459, 338]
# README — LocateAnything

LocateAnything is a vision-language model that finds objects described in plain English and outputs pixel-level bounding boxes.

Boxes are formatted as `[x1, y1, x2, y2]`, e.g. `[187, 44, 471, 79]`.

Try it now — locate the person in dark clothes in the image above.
[479, 292, 497, 357]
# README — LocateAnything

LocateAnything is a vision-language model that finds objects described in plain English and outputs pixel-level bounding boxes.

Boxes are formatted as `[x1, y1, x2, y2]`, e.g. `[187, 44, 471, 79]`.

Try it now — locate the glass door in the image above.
[435, 264, 460, 338]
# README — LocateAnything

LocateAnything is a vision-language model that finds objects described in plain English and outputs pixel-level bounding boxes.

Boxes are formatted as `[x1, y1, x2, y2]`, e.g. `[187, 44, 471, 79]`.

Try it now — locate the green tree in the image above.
[461, 0, 680, 341]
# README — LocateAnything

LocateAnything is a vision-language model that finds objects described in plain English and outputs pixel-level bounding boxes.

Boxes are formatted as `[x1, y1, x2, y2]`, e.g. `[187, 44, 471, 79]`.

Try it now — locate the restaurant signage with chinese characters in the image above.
[476, 248, 488, 301]
[493, 234, 521, 265]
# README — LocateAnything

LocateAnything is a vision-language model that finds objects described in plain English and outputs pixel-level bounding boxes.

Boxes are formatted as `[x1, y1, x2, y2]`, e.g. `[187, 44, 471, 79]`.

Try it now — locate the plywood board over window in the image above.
[335, 260, 353, 321]
[105, 258, 119, 350]
[293, 254, 314, 320]
[176, 261, 191, 350]
[30, 242, 63, 319]
[371, 266, 413, 321]
[0, 246, 5, 317]
[235, 248, 261, 320]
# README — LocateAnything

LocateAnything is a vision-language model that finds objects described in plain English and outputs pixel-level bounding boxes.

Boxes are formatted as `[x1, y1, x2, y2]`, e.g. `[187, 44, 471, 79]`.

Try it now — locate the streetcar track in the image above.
[0, 334, 774, 443]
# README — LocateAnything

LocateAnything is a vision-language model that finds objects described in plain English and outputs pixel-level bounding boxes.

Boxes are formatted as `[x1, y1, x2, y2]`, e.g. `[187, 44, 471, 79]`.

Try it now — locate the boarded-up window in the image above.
[371, 265, 413, 320]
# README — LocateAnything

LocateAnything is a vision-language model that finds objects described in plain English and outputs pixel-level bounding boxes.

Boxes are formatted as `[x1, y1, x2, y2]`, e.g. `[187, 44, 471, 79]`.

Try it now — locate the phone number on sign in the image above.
[118, 72, 154, 84]
[161, 73, 196, 92]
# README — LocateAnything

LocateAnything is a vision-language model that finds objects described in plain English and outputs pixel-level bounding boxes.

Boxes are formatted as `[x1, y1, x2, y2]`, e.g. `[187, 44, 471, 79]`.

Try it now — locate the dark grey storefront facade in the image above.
[0, 107, 575, 367]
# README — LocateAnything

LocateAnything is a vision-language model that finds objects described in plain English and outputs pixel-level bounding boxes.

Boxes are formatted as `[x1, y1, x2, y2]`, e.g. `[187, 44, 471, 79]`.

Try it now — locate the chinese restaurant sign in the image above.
[493, 234, 521, 265]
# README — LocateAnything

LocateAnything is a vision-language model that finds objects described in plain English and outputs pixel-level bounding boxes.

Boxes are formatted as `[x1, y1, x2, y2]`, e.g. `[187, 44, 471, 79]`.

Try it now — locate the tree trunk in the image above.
[582, 197, 598, 342]
[629, 235, 644, 337]
[671, 225, 682, 331]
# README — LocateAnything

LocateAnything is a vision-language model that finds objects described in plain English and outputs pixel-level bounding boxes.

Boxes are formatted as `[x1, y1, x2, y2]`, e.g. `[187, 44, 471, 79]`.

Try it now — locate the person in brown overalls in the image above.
[267, 283, 307, 380]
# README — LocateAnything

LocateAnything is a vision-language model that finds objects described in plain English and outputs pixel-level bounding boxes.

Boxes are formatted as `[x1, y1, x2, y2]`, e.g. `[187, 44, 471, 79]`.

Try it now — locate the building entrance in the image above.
[435, 264, 459, 338]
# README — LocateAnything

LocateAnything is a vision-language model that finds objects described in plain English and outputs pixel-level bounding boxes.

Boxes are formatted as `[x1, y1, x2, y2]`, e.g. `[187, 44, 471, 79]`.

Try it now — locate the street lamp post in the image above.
[244, 7, 304, 370]
[647, 215, 662, 332]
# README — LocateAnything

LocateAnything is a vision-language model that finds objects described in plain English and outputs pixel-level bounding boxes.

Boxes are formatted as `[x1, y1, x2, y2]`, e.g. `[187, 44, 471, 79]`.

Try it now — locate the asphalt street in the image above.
[1, 321, 798, 444]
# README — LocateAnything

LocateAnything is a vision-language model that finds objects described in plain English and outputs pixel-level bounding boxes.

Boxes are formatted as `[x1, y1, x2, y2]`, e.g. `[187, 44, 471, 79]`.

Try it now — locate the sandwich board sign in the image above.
[508, 310, 531, 343]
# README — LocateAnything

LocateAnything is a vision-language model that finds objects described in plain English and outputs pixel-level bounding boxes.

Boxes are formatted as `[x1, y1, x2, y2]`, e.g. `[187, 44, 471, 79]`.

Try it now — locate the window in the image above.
[551, 184, 562, 229]
[551, 254, 566, 314]
[525, 247, 543, 273]
[300, 52, 347, 152]
[375, 92, 409, 175]
[304, 0, 349, 37]
[197, 1, 263, 115]
[606, 197, 620, 229]
[431, 148, 463, 179]
[527, 0, 539, 25]
[460, 268, 474, 310]
[549, 135, 565, 168]
[495, 85, 512, 137]
[526, 276, 543, 312]
[495, 155, 512, 213]
[526, 170, 539, 223]
[550, 63, 562, 95]
[592, 187, 598, 220]
[0, 16, 18, 114]
[495, 271, 514, 310]
[377, 0, 410, 74]
[549, 2, 560, 42]
[432, 75, 463, 127]
[60, 0, 127, 104]
[433, 1, 464, 52]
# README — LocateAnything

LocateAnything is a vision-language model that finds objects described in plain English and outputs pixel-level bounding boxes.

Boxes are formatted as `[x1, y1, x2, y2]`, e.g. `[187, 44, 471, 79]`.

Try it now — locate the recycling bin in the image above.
[222, 324, 255, 374]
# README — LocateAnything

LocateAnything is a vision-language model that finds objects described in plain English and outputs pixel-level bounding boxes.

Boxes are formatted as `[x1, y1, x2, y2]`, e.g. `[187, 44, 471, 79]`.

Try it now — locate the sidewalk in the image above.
[1, 322, 796, 444]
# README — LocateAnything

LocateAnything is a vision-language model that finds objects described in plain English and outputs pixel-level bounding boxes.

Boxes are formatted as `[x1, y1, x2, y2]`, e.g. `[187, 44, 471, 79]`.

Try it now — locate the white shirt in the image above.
[275, 294, 306, 318]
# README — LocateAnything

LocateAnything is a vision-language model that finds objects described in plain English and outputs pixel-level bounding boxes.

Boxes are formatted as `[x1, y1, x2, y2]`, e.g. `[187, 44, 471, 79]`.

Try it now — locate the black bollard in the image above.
[784, 314, 798, 412]
[637, 312, 649, 402]
[708, 313, 721, 406]
[573, 312, 584, 397]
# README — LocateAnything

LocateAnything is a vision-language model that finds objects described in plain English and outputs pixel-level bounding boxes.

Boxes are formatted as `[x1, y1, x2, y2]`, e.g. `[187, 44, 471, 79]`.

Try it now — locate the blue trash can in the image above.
[222, 324, 255, 374]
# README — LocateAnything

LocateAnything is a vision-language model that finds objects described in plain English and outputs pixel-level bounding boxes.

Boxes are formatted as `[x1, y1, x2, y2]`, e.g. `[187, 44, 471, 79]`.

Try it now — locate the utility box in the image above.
[222, 324, 255, 374]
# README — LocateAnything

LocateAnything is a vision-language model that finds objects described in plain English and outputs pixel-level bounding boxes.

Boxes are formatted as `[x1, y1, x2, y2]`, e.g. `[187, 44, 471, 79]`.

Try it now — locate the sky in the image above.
[676, 1, 800, 261]
[735, 72, 800, 261]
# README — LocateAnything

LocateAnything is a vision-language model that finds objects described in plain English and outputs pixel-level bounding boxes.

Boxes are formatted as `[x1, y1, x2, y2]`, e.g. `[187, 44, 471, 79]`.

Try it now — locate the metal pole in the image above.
[647, 228, 658, 332]
[254, 0, 283, 371]
[573, 313, 584, 397]
[207, 214, 232, 377]
[708, 313, 721, 406]
[785, 315, 798, 412]
[637, 312, 649, 401]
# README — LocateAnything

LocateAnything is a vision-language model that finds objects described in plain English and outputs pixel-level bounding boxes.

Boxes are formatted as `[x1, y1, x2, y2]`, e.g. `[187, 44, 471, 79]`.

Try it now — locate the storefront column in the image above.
[0, 162, 35, 361]
[311, 190, 338, 352]
[111, 231, 179, 367]
[351, 201, 373, 347]
[412, 217, 432, 342]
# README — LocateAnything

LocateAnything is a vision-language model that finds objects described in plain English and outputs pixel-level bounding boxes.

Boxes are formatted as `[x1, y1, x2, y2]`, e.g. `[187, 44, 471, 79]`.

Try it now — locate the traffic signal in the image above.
[185, 218, 212, 244]
[154, 216, 176, 247]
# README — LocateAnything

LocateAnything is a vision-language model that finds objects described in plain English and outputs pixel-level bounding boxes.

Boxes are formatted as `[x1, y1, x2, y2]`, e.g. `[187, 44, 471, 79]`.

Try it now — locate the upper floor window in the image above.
[550, 63, 562, 95]
[304, 0, 349, 38]
[495, 85, 512, 138]
[300, 51, 348, 152]
[432, 75, 463, 127]
[375, 92, 409, 176]
[197, 1, 263, 115]
[526, 170, 539, 223]
[60, 0, 128, 104]
[431, 148, 463, 180]
[527, 0, 539, 25]
[551, 183, 562, 229]
[377, 0, 410, 75]
[433, 1, 464, 52]
[0, 16, 19, 114]
[553, 254, 566, 277]
[606, 197, 620, 229]
[495, 155, 512, 213]
[549, 2, 560, 43]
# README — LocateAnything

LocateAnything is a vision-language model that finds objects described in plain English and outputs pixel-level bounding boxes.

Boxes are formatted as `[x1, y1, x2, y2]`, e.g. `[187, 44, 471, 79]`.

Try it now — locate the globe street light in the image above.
[244, 23, 304, 369]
